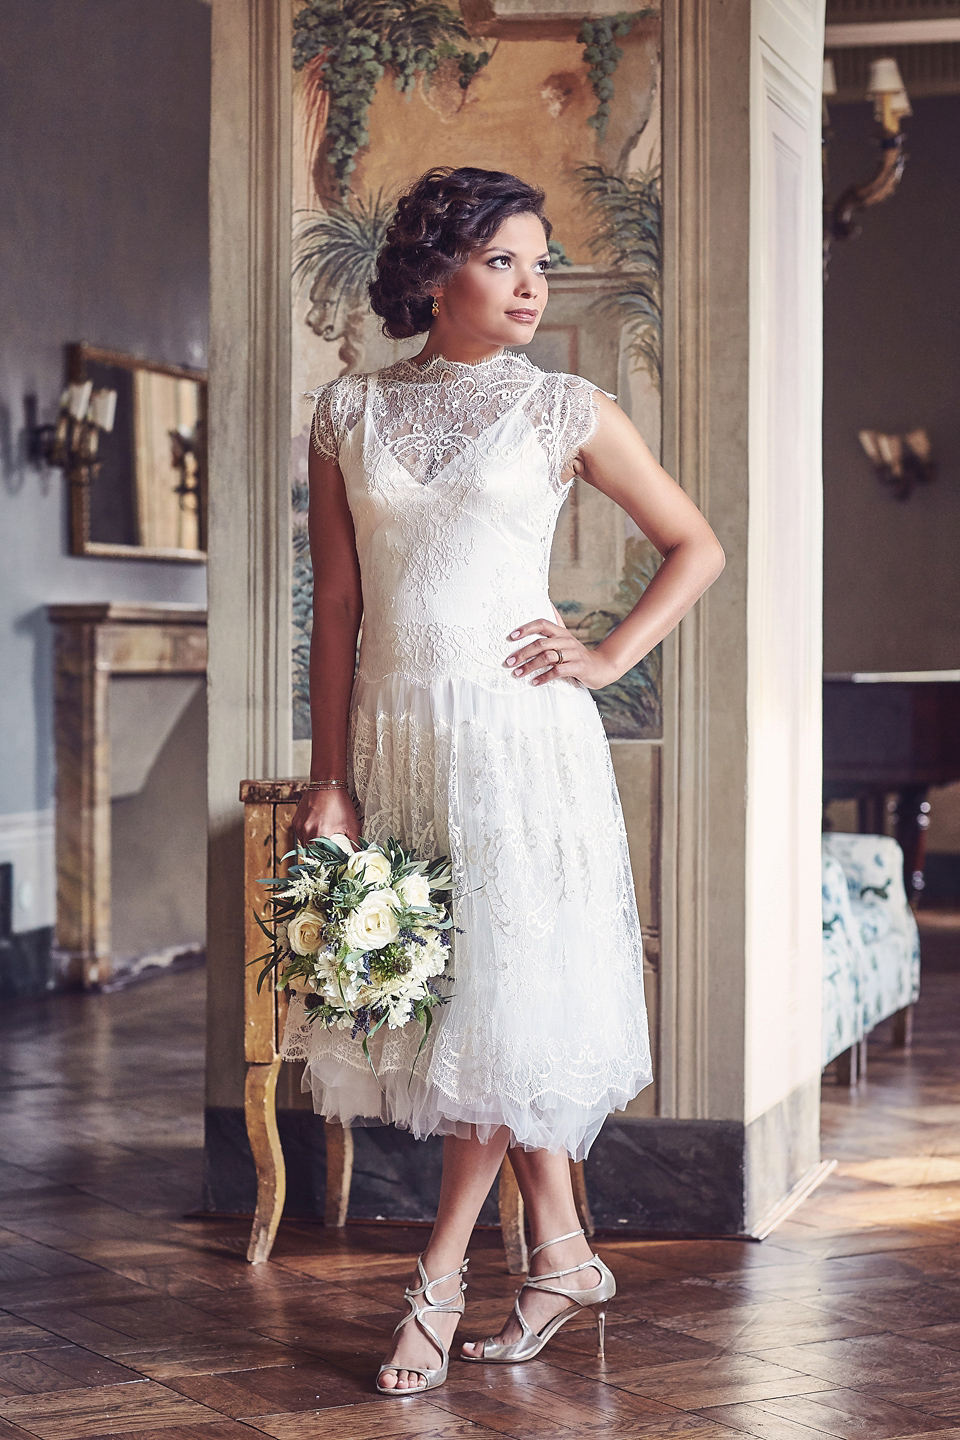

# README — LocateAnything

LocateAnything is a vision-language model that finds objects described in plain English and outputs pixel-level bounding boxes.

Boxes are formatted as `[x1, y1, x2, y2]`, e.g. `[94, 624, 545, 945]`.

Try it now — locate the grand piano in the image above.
[823, 670, 960, 901]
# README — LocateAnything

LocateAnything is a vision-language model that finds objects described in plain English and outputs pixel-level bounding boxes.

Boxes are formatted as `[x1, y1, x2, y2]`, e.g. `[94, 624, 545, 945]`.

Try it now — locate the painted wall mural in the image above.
[290, 0, 663, 746]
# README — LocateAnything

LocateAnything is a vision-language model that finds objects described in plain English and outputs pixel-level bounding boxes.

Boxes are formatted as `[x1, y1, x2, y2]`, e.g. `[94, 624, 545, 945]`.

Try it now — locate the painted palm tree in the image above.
[293, 189, 395, 368]
[578, 163, 662, 388]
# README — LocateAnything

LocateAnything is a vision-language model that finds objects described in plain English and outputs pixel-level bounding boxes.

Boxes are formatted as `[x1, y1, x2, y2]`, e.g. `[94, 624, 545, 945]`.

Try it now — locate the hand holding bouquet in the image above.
[255, 833, 456, 1073]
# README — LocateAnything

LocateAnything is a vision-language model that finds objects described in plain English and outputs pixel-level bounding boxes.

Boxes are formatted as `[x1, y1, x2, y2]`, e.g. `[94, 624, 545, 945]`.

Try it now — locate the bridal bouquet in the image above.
[255, 834, 455, 1071]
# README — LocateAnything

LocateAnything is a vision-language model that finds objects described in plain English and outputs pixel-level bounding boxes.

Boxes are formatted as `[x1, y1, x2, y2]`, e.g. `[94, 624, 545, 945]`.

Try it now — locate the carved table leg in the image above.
[570, 1159, 595, 1238]
[499, 1156, 528, 1275]
[892, 1003, 914, 1048]
[324, 1121, 354, 1227]
[245, 1058, 285, 1264]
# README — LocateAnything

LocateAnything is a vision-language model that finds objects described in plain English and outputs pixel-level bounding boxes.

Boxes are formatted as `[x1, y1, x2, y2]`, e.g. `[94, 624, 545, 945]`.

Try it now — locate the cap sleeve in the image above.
[536, 373, 615, 491]
[306, 383, 339, 461]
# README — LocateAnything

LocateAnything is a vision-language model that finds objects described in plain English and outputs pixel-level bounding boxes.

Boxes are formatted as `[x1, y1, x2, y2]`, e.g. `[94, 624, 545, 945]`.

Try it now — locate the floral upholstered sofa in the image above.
[821, 832, 921, 1070]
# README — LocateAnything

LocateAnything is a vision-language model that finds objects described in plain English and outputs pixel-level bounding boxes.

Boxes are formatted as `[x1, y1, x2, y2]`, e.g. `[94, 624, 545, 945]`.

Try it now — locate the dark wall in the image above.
[823, 95, 960, 674]
[0, 1, 210, 935]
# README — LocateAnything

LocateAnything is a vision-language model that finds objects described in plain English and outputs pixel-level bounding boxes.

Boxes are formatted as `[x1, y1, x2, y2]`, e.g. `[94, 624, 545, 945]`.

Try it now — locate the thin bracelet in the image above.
[303, 779, 349, 791]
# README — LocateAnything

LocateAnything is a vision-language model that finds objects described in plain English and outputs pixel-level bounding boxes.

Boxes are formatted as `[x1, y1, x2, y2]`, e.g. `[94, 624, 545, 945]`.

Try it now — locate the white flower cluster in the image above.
[265, 832, 454, 1048]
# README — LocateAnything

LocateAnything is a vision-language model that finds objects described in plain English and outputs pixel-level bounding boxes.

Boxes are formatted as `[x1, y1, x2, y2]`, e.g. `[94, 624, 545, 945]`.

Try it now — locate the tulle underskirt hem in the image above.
[298, 1054, 653, 1163]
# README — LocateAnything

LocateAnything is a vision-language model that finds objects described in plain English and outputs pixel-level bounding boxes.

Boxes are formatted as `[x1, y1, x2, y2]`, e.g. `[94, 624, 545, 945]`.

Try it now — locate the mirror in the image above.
[67, 343, 207, 561]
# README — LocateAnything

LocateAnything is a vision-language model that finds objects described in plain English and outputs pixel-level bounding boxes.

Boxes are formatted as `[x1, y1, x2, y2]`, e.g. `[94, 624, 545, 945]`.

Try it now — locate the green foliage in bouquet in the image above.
[254, 834, 456, 1075]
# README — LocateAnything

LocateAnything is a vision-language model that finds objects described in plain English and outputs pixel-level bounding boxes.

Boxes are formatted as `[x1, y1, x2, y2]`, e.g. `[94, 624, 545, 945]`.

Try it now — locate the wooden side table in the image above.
[49, 603, 207, 988]
[240, 778, 594, 1270]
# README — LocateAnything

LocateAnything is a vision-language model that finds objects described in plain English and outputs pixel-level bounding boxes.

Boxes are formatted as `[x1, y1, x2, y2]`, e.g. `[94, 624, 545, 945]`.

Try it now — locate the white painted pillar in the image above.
[638, 0, 826, 1233]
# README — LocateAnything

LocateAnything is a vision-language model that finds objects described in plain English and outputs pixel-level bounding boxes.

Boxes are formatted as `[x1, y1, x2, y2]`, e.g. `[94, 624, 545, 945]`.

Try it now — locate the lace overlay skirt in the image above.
[280, 672, 652, 1161]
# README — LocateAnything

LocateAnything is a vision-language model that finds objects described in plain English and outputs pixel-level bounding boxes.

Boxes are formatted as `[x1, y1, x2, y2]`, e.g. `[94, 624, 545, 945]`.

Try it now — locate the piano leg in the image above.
[893, 785, 929, 903]
[857, 791, 886, 836]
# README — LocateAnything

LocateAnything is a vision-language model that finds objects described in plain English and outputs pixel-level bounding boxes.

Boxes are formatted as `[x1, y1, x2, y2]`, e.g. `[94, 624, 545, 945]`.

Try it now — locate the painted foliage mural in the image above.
[290, 0, 663, 744]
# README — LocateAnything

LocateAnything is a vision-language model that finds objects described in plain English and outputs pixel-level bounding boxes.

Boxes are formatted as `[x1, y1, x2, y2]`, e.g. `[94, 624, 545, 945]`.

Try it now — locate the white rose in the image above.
[287, 906, 326, 956]
[345, 847, 393, 886]
[326, 833, 356, 856]
[387, 1000, 413, 1028]
[396, 872, 431, 908]
[343, 892, 401, 950]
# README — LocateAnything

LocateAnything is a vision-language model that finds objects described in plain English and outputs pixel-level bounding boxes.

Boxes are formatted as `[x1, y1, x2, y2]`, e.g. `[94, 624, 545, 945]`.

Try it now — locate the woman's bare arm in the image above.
[292, 444, 364, 843]
[506, 392, 725, 686]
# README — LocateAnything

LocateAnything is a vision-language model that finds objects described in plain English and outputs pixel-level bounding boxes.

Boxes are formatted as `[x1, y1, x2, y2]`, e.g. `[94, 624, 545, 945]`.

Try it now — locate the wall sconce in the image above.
[823, 55, 911, 273]
[858, 428, 934, 500]
[29, 382, 118, 534]
[169, 424, 202, 515]
[30, 382, 117, 471]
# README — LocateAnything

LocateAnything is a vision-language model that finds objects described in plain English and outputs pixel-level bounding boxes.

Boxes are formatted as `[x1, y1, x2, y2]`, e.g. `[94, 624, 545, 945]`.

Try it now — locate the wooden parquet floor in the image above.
[2, 944, 960, 1440]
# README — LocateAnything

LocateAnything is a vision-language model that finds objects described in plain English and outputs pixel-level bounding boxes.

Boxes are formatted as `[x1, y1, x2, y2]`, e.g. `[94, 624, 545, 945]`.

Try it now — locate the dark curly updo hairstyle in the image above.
[369, 167, 552, 341]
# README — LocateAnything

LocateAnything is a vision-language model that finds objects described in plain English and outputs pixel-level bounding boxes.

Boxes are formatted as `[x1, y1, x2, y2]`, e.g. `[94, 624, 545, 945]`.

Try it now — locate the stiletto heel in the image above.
[596, 1303, 607, 1358]
[461, 1227, 615, 1364]
[376, 1254, 468, 1396]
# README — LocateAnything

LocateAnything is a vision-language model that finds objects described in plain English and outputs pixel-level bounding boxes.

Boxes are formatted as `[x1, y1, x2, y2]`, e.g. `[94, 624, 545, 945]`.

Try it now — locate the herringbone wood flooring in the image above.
[1, 935, 959, 1439]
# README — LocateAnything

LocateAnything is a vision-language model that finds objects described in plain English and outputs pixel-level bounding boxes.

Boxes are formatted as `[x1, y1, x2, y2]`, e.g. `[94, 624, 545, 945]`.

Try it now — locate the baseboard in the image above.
[749, 1159, 837, 1239]
[202, 1095, 825, 1239]
[0, 810, 54, 933]
[201, 1106, 500, 1226]
[0, 927, 56, 999]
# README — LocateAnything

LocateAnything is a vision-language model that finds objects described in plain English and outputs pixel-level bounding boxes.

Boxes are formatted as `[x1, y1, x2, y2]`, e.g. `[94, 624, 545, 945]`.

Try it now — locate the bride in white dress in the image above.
[289, 166, 724, 1396]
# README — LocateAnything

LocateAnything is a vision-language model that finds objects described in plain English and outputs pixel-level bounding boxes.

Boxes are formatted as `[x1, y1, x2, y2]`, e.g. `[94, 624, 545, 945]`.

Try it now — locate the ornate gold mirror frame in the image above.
[67, 342, 208, 562]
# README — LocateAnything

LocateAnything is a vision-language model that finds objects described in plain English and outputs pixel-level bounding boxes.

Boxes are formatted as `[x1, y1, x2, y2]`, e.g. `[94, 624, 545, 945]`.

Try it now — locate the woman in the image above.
[287, 166, 724, 1396]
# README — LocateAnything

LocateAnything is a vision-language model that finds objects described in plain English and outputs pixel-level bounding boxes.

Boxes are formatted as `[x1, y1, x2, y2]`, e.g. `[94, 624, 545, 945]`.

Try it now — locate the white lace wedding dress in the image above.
[280, 349, 652, 1161]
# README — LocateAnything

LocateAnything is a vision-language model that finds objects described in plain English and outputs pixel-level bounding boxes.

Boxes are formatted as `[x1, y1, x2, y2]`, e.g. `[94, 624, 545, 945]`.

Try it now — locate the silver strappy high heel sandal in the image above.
[375, 1254, 469, 1396]
[461, 1226, 615, 1363]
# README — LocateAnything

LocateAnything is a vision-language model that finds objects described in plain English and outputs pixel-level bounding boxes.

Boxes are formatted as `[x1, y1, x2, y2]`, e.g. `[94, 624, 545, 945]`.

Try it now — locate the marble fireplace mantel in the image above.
[48, 603, 207, 987]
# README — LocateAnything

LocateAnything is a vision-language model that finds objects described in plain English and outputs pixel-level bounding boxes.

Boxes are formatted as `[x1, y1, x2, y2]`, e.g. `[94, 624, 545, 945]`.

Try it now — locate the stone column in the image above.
[205, 0, 293, 1177]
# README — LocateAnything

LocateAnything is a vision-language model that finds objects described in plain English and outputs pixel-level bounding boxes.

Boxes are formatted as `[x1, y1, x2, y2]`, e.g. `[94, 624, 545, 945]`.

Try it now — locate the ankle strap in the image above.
[528, 1227, 584, 1261]
[410, 1254, 469, 1300]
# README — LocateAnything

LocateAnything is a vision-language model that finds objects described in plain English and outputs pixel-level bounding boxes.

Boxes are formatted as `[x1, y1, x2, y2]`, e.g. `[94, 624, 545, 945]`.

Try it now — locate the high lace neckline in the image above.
[398, 350, 536, 381]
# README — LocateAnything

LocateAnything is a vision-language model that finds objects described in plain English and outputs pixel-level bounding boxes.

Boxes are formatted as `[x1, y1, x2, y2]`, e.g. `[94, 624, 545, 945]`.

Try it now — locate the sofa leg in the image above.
[835, 1044, 859, 1087]
[858, 1036, 868, 1080]
[892, 1004, 914, 1049]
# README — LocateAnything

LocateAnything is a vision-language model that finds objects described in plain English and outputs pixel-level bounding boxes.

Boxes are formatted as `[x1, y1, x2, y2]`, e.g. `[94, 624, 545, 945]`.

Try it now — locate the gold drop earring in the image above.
[431, 297, 440, 317]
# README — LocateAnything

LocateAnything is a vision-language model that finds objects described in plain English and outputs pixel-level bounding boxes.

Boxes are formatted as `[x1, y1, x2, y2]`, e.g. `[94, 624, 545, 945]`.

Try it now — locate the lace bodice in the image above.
[308, 350, 605, 692]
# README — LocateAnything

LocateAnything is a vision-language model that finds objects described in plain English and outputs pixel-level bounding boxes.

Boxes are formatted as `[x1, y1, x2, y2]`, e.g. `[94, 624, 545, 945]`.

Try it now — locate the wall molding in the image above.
[826, 17, 960, 42]
[660, 0, 752, 1121]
